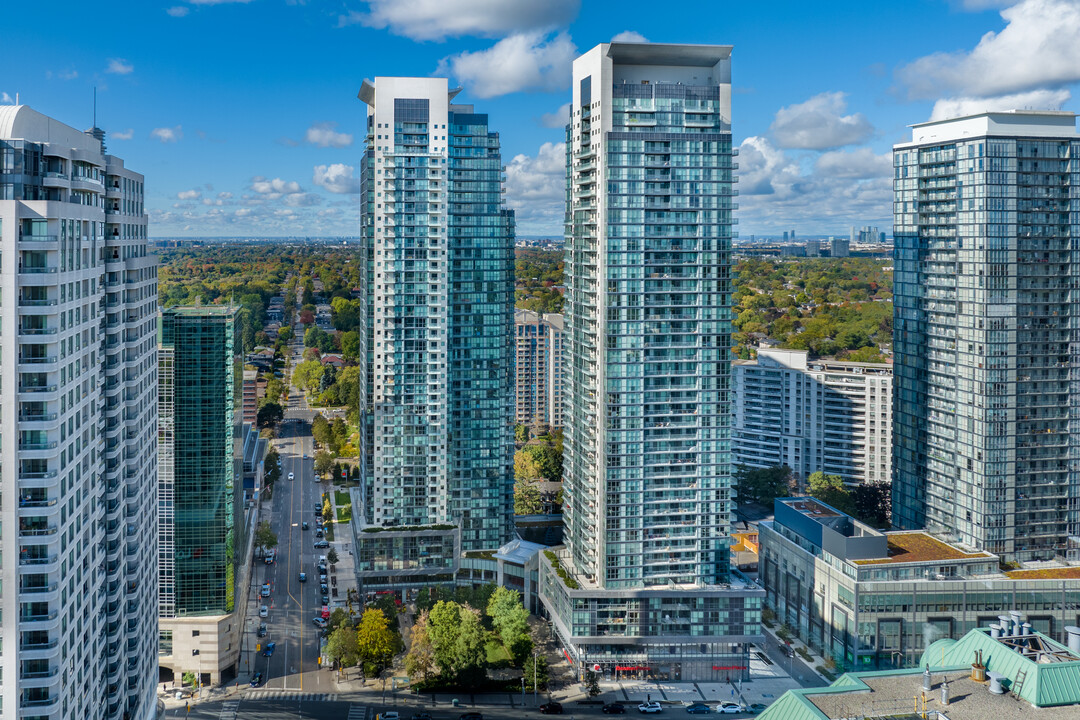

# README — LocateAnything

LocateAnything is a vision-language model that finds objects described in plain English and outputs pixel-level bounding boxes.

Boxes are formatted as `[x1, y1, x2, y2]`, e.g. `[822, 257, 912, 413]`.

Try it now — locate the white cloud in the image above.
[312, 164, 360, 194]
[611, 30, 648, 42]
[106, 58, 134, 75]
[283, 192, 323, 207]
[58, 69, 78, 80]
[899, 0, 1080, 99]
[928, 88, 1071, 121]
[177, 189, 202, 200]
[504, 141, 565, 234]
[770, 92, 874, 150]
[437, 32, 576, 98]
[736, 136, 892, 235]
[814, 147, 893, 179]
[340, 0, 579, 41]
[539, 102, 571, 129]
[251, 177, 303, 195]
[305, 122, 354, 148]
[166, 6, 190, 16]
[111, 129, 134, 140]
[151, 126, 183, 143]
[1, 92, 13, 104]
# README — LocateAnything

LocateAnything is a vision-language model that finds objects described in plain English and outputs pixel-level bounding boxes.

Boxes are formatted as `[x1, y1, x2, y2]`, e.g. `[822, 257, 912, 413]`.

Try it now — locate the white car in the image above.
[259, 605, 268, 618]
[312, 617, 328, 628]
[717, 702, 744, 714]
[288, 472, 295, 480]
[638, 702, 663, 714]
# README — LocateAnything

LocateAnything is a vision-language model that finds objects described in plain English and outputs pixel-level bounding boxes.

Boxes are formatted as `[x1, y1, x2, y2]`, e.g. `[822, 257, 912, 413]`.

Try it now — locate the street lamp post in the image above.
[533, 652, 538, 706]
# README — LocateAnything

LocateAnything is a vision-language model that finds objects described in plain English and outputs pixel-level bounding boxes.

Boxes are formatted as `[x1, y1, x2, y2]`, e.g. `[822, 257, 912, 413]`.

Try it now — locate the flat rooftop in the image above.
[781, 498, 842, 518]
[808, 670, 1067, 720]
[1006, 566, 1080, 580]
[852, 532, 992, 566]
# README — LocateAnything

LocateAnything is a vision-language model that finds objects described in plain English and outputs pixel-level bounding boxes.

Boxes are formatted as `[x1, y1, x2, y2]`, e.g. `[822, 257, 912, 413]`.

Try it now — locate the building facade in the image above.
[892, 111, 1080, 562]
[540, 42, 763, 682]
[157, 306, 245, 684]
[514, 309, 565, 429]
[829, 237, 850, 257]
[733, 348, 893, 487]
[0, 105, 159, 720]
[759, 497, 1080, 672]
[354, 77, 515, 591]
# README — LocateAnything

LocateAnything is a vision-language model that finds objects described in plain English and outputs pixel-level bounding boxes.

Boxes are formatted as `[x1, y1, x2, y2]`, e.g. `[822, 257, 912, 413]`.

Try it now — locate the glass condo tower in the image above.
[355, 77, 515, 591]
[892, 111, 1080, 562]
[538, 43, 763, 683]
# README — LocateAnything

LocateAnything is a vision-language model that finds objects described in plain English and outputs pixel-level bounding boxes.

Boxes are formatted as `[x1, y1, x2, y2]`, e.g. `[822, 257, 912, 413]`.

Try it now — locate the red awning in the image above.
[616, 666, 650, 671]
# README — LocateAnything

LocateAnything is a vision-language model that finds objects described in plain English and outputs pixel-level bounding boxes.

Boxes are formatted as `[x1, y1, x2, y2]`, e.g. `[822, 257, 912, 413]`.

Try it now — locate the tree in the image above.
[322, 495, 334, 523]
[278, 325, 294, 344]
[292, 359, 324, 393]
[257, 402, 283, 429]
[254, 520, 277, 553]
[585, 670, 601, 698]
[340, 330, 360, 360]
[851, 482, 892, 528]
[315, 451, 334, 478]
[312, 415, 332, 447]
[514, 478, 542, 515]
[356, 608, 398, 673]
[264, 377, 285, 405]
[515, 424, 529, 445]
[514, 450, 542, 482]
[405, 611, 437, 682]
[264, 448, 281, 486]
[328, 607, 351, 633]
[326, 624, 361, 669]
[454, 605, 488, 685]
[427, 601, 482, 681]
[524, 653, 549, 693]
[328, 548, 340, 566]
[808, 471, 856, 515]
[487, 587, 531, 665]
[733, 465, 792, 507]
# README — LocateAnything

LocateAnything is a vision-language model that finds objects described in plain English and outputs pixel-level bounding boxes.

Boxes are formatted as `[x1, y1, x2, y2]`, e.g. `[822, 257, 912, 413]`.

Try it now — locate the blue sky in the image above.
[4, 0, 1079, 237]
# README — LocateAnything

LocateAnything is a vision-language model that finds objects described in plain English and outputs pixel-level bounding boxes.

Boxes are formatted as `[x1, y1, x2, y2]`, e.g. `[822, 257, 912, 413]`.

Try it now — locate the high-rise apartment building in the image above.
[0, 106, 158, 719]
[734, 348, 893, 487]
[514, 309, 564, 429]
[539, 43, 763, 682]
[893, 111, 1080, 561]
[830, 236, 850, 257]
[355, 77, 515, 591]
[157, 306, 245, 684]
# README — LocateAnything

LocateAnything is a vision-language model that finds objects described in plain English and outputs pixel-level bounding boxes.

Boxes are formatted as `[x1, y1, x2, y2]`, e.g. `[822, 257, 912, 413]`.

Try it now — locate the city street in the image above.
[243, 336, 338, 693]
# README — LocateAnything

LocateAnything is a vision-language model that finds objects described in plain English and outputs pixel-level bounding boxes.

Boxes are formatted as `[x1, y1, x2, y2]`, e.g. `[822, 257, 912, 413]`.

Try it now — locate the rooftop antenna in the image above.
[94, 86, 97, 127]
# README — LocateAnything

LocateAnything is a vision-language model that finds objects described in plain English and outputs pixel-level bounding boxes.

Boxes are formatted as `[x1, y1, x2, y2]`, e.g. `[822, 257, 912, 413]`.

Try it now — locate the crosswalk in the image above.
[347, 705, 368, 720]
[242, 691, 339, 701]
[219, 700, 240, 720]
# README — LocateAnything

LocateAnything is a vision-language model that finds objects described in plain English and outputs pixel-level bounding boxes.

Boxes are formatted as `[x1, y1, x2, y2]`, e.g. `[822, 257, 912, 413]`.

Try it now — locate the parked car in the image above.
[716, 703, 744, 715]
[539, 702, 564, 714]
[321, 593, 329, 605]
[299, 572, 307, 583]
[638, 702, 663, 714]
[312, 617, 327, 628]
[603, 704, 627, 714]
[410, 714, 433, 720]
[264, 550, 275, 565]
[314, 539, 330, 549]
[259, 605, 268, 618]
[686, 703, 712, 714]
[263, 642, 276, 657]
[249, 672, 263, 687]
[746, 704, 767, 714]
[315, 528, 324, 538]
[377, 713, 400, 720]
[458, 714, 483, 720]
[314, 502, 321, 513]
[257, 623, 267, 637]
[260, 583, 271, 597]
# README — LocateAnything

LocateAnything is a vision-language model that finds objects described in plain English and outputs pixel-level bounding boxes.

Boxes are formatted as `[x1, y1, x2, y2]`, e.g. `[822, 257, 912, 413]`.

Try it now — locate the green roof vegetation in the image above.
[544, 550, 580, 590]
[361, 524, 456, 534]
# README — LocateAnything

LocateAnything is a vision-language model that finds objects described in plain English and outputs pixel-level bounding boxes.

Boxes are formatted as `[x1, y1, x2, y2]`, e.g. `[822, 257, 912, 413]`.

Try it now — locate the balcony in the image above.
[19, 440, 58, 451]
[19, 233, 59, 244]
[19, 525, 59, 537]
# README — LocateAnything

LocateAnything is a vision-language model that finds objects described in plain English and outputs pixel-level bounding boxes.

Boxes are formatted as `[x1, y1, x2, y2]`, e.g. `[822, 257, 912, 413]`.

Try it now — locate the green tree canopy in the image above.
[326, 623, 361, 668]
[356, 608, 398, 672]
[254, 520, 277, 551]
[733, 465, 792, 507]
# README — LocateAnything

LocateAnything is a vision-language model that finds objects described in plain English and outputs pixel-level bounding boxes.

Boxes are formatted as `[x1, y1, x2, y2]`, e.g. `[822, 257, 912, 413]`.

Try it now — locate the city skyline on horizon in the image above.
[4, 0, 1080, 238]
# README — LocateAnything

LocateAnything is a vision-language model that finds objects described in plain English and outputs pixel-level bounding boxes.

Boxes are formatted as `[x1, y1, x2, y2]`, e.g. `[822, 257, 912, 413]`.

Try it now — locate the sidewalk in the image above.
[760, 622, 834, 684]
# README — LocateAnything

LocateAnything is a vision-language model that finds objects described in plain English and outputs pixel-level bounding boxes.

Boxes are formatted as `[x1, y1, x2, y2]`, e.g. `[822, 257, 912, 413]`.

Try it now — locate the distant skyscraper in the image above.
[892, 111, 1080, 561]
[0, 105, 158, 720]
[356, 77, 516, 590]
[540, 42, 762, 682]
[157, 306, 244, 684]
[733, 349, 893, 487]
[782, 230, 789, 241]
[830, 236, 850, 257]
[514, 310, 565, 429]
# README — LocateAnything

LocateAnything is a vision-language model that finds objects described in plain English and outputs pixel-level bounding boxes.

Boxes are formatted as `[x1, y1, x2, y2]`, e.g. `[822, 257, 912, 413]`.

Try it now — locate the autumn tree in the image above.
[404, 611, 436, 682]
[356, 608, 398, 674]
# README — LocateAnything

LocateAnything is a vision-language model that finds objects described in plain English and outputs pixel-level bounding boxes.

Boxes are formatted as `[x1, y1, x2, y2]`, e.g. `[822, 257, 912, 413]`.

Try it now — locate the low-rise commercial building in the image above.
[759, 624, 1080, 719]
[734, 349, 892, 487]
[759, 497, 1080, 671]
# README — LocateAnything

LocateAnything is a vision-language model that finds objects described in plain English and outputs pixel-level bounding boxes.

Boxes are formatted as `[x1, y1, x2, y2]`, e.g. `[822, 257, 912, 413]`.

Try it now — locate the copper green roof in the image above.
[758, 627, 1080, 720]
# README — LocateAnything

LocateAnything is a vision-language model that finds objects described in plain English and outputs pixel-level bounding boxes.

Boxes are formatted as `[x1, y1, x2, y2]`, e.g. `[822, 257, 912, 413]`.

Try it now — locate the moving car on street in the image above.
[686, 703, 712, 714]
[540, 701, 564, 714]
[260, 583, 271, 597]
[638, 702, 663, 714]
[257, 623, 267, 637]
[603, 704, 627, 714]
[312, 617, 327, 629]
[263, 642, 276, 657]
[716, 703, 744, 714]
[299, 572, 307, 583]
[259, 605, 268, 618]
[249, 672, 263, 688]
